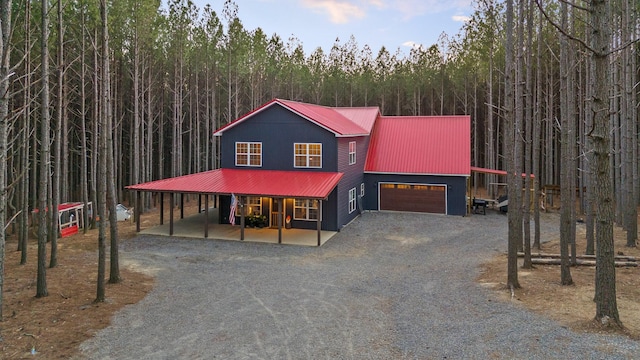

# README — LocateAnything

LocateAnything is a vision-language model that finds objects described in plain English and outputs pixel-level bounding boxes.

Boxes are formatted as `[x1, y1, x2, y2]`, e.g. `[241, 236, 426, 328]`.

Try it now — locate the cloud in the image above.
[452, 15, 470, 23]
[402, 41, 423, 50]
[393, 0, 472, 20]
[301, 0, 367, 24]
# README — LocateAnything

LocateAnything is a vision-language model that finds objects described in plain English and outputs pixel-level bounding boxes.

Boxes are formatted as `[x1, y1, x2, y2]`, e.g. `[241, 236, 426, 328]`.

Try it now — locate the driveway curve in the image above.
[79, 211, 640, 359]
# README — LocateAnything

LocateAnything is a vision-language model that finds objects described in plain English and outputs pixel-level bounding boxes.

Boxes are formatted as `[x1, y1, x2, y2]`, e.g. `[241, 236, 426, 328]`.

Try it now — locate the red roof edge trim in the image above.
[364, 171, 470, 177]
[213, 99, 279, 136]
[471, 166, 535, 178]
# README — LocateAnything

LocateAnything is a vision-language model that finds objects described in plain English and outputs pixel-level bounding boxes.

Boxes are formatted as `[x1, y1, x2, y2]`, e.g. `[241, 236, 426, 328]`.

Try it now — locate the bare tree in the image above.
[590, 0, 620, 326]
[36, 0, 51, 299]
[0, 0, 13, 318]
[504, 0, 520, 290]
[558, 0, 574, 285]
[96, 0, 109, 302]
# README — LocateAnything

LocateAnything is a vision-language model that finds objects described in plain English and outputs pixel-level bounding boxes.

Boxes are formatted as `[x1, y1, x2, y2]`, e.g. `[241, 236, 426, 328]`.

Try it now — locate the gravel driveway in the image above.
[78, 211, 640, 359]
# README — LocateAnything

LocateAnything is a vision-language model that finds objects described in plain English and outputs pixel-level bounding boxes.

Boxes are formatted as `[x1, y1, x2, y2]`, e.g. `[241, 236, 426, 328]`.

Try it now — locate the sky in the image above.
[186, 0, 474, 56]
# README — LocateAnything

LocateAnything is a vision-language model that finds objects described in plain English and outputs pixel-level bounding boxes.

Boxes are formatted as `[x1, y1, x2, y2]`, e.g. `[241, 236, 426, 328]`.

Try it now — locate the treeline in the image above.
[0, 0, 638, 322]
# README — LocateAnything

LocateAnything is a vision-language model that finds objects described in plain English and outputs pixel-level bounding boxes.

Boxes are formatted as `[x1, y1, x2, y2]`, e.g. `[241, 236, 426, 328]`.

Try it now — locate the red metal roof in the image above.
[333, 107, 379, 134]
[364, 116, 471, 176]
[214, 99, 377, 137]
[126, 168, 343, 199]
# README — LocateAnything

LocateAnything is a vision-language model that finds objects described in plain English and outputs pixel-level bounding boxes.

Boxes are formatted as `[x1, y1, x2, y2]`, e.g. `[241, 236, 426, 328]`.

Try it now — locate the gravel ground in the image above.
[78, 211, 640, 359]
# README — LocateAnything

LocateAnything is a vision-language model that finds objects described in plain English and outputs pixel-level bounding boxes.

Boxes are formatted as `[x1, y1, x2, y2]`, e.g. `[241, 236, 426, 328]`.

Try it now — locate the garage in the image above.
[379, 183, 446, 214]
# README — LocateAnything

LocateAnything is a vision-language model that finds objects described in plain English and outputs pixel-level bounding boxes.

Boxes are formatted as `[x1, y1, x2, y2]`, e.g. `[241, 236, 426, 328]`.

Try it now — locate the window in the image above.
[349, 188, 357, 213]
[294, 199, 318, 220]
[360, 183, 365, 197]
[294, 143, 322, 168]
[348, 141, 356, 165]
[246, 197, 262, 216]
[236, 142, 262, 166]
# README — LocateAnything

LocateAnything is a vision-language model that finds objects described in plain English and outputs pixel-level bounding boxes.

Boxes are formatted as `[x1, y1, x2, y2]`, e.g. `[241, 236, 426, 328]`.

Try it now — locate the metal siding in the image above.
[364, 116, 471, 176]
[364, 173, 467, 216]
[336, 136, 369, 229]
[221, 105, 337, 171]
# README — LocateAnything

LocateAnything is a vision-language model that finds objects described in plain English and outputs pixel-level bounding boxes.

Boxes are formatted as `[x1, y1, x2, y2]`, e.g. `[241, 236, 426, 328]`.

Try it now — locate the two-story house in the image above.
[127, 99, 470, 237]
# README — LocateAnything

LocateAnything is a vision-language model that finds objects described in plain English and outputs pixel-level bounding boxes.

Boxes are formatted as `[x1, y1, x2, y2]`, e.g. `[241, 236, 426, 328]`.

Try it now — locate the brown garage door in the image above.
[379, 183, 446, 213]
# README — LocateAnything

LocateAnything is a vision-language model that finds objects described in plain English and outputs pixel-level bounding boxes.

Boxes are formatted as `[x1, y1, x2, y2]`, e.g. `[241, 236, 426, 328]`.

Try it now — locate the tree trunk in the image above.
[19, 0, 31, 264]
[50, 0, 65, 269]
[590, 0, 621, 326]
[36, 0, 50, 299]
[96, 0, 108, 303]
[504, 0, 520, 290]
[559, 1, 574, 285]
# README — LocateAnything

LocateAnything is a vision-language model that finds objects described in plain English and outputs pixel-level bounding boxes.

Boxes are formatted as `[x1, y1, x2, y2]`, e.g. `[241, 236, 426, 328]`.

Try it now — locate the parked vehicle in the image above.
[116, 204, 132, 221]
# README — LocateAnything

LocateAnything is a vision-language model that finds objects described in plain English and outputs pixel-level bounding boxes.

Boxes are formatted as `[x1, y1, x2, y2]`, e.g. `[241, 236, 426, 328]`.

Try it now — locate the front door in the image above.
[270, 198, 283, 228]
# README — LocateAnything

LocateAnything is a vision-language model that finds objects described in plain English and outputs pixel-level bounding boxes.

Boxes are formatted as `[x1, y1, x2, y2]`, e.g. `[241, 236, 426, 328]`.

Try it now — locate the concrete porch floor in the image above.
[139, 207, 337, 246]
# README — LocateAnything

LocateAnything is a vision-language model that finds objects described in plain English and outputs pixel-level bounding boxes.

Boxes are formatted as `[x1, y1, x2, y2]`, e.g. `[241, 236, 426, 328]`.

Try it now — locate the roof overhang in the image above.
[365, 171, 470, 177]
[470, 166, 535, 178]
[126, 168, 343, 199]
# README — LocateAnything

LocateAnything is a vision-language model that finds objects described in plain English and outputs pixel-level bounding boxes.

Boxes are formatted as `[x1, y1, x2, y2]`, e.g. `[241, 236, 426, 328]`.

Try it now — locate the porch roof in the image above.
[125, 168, 343, 199]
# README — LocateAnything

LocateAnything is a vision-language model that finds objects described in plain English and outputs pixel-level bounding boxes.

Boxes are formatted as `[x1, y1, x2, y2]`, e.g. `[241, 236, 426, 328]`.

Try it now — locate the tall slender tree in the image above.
[0, 0, 13, 318]
[504, 0, 520, 290]
[590, 0, 620, 326]
[37, 0, 51, 299]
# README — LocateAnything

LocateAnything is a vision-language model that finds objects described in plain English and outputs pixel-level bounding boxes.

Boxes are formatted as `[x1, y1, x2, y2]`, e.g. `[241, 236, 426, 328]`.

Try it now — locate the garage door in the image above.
[379, 183, 446, 214]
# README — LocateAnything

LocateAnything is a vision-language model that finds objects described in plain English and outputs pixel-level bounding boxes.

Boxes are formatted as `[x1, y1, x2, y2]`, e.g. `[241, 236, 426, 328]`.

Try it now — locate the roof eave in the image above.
[364, 171, 470, 177]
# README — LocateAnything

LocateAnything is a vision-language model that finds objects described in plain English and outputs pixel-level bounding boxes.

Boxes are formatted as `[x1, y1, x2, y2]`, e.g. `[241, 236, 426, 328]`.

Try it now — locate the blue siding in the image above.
[218, 104, 343, 230]
[364, 174, 468, 216]
[218, 193, 338, 231]
[336, 136, 369, 229]
[220, 105, 337, 171]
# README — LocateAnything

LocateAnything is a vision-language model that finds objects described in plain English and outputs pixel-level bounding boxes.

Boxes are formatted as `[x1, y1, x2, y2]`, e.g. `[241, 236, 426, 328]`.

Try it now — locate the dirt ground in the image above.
[0, 196, 203, 359]
[2, 198, 639, 359]
[478, 214, 640, 340]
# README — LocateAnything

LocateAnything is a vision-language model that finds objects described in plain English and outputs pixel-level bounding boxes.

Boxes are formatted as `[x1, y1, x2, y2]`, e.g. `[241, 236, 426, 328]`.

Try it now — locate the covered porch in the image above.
[139, 207, 336, 246]
[126, 168, 343, 246]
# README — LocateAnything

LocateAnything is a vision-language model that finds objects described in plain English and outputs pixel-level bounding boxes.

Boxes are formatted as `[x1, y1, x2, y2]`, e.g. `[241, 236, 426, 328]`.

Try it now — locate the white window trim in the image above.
[294, 199, 318, 221]
[235, 141, 262, 167]
[348, 141, 356, 165]
[246, 197, 262, 216]
[294, 143, 322, 169]
[349, 188, 357, 214]
[360, 183, 365, 197]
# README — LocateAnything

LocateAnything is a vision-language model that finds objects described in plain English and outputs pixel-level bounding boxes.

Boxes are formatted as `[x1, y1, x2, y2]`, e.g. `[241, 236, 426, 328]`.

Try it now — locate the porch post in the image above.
[135, 191, 141, 232]
[204, 194, 209, 238]
[160, 192, 164, 225]
[180, 193, 184, 219]
[240, 196, 245, 241]
[170, 193, 174, 235]
[317, 199, 322, 246]
[198, 194, 202, 213]
[278, 198, 282, 244]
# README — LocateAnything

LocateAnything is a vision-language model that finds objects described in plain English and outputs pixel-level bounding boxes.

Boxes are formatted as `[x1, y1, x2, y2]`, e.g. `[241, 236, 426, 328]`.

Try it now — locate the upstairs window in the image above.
[236, 142, 262, 167]
[348, 141, 356, 165]
[294, 143, 322, 168]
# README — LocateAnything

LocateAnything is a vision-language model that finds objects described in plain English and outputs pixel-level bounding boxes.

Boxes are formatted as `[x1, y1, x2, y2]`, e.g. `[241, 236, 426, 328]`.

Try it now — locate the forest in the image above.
[0, 0, 638, 328]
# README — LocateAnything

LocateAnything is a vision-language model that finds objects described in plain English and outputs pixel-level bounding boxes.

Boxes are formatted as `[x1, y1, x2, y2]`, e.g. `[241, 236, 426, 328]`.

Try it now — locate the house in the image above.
[126, 99, 470, 239]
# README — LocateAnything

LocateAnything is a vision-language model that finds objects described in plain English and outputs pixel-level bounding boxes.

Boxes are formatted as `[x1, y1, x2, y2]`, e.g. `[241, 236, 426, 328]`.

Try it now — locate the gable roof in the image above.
[214, 99, 378, 137]
[126, 168, 343, 199]
[364, 116, 471, 176]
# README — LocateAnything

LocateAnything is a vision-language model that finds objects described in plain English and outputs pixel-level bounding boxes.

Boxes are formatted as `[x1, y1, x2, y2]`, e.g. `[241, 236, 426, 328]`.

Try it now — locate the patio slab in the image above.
[139, 207, 337, 246]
